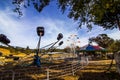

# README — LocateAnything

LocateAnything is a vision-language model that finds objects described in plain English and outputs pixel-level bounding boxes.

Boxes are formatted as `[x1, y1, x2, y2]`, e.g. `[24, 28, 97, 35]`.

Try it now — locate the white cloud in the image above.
[0, 10, 37, 48]
[108, 30, 120, 40]
[0, 6, 120, 50]
[0, 8, 78, 49]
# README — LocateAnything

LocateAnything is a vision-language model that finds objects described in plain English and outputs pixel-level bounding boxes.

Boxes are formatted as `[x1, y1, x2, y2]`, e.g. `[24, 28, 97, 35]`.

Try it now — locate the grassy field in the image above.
[0, 48, 10, 56]
[0, 47, 120, 80]
[45, 60, 120, 80]
[65, 60, 120, 80]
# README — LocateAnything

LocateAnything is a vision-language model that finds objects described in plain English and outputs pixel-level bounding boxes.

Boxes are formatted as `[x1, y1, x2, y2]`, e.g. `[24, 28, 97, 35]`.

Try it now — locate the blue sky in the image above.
[0, 0, 120, 49]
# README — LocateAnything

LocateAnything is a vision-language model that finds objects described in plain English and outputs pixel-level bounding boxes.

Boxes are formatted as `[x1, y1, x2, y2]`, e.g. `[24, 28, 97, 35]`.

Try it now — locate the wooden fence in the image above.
[0, 57, 88, 80]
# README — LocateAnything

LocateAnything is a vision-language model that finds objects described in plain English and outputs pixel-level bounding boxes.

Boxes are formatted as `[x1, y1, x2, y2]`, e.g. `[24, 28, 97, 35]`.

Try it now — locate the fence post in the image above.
[47, 68, 49, 80]
[1, 72, 3, 80]
[72, 63, 74, 76]
[86, 56, 89, 65]
[12, 70, 15, 80]
[82, 57, 85, 68]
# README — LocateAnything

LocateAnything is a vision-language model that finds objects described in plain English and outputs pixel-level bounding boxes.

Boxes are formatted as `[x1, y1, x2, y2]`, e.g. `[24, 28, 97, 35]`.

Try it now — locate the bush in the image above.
[9, 54, 13, 57]
[13, 57, 19, 60]
[0, 52, 2, 56]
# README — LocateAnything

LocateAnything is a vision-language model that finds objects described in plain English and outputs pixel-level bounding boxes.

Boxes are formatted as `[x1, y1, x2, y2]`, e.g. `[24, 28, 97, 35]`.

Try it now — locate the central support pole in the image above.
[37, 35, 41, 56]
[34, 27, 44, 67]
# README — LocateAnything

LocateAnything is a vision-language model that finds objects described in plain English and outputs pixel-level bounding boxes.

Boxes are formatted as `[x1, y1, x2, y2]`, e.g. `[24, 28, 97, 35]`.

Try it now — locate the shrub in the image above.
[0, 52, 2, 56]
[13, 57, 19, 60]
[9, 54, 13, 57]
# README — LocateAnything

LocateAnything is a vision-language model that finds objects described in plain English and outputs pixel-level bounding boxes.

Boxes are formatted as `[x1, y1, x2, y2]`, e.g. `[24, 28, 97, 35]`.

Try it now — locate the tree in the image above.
[91, 0, 120, 30]
[108, 40, 120, 52]
[0, 34, 10, 45]
[89, 34, 114, 49]
[90, 34, 120, 72]
[106, 40, 120, 72]
[9, 47, 16, 53]
[25, 46, 31, 54]
[63, 46, 71, 53]
[12, 0, 120, 30]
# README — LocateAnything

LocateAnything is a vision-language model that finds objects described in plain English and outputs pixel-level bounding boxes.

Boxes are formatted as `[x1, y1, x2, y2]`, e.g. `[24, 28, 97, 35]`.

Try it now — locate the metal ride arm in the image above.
[48, 40, 59, 50]
[42, 33, 63, 50]
[47, 33, 63, 51]
[48, 41, 63, 52]
[54, 41, 63, 48]
[41, 42, 55, 49]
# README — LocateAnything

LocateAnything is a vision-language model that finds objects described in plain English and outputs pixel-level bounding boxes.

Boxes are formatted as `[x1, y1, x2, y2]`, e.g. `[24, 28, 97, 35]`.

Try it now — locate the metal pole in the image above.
[12, 71, 15, 80]
[72, 63, 74, 76]
[48, 40, 59, 50]
[34, 33, 42, 67]
[47, 68, 49, 80]
[37, 35, 41, 56]
[41, 42, 55, 49]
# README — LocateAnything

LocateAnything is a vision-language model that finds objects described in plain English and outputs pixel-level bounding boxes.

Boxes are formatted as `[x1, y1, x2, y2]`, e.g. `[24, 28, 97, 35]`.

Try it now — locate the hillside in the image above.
[0, 47, 11, 56]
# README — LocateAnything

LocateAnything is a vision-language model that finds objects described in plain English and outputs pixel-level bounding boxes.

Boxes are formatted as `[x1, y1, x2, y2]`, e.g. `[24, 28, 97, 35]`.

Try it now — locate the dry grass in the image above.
[63, 76, 79, 80]
[0, 48, 28, 67]
[41, 54, 49, 58]
[80, 60, 116, 72]
[56, 60, 119, 80]
[0, 48, 10, 56]
[52, 53, 63, 58]
[0, 48, 119, 80]
[27, 74, 46, 80]
[13, 53, 27, 57]
[76, 60, 120, 80]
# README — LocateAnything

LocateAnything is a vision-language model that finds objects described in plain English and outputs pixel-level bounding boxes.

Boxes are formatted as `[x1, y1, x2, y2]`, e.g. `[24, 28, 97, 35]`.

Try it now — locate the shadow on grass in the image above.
[76, 71, 120, 80]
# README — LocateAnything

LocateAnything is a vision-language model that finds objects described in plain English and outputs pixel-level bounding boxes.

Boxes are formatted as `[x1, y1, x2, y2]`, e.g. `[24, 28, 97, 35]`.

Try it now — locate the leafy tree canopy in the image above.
[89, 34, 114, 49]
[12, 0, 120, 30]
[108, 40, 120, 52]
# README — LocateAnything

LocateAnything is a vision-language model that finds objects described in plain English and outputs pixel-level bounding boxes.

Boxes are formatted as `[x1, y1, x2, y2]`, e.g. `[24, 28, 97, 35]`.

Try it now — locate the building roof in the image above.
[80, 44, 105, 51]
